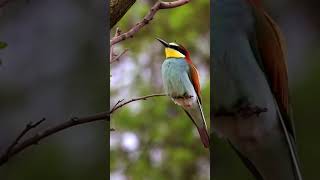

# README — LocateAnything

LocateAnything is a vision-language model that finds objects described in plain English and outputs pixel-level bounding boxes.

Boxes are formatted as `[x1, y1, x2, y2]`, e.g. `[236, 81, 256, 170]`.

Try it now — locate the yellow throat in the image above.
[165, 47, 185, 58]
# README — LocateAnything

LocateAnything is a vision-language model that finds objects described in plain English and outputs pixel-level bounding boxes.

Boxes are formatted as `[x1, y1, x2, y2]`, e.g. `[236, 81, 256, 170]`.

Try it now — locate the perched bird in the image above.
[212, 0, 302, 179]
[157, 38, 209, 148]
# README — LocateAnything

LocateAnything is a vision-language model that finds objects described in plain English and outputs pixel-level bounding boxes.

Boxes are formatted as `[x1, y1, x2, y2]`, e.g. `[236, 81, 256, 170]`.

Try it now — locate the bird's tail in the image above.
[274, 98, 303, 180]
[184, 98, 209, 148]
[197, 126, 210, 148]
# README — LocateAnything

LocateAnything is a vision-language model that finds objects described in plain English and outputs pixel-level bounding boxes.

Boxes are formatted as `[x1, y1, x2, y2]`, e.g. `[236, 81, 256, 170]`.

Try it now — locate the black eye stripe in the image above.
[169, 45, 186, 55]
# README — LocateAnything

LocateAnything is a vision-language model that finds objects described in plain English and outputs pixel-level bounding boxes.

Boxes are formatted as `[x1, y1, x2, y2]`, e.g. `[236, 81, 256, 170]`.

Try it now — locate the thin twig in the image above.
[110, 48, 128, 64]
[110, 93, 167, 114]
[110, 28, 128, 64]
[110, 0, 190, 46]
[110, 99, 124, 112]
[110, 27, 121, 63]
[4, 118, 46, 157]
[0, 93, 167, 166]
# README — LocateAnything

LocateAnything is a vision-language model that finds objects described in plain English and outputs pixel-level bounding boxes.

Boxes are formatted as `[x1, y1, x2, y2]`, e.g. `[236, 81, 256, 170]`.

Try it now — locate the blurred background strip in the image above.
[0, 0, 108, 179]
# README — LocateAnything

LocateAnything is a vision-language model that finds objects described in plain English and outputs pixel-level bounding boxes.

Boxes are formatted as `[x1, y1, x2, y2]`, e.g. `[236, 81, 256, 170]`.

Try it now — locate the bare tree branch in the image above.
[110, 48, 128, 64]
[3, 118, 46, 157]
[110, 0, 190, 46]
[110, 27, 128, 64]
[0, 93, 167, 166]
[110, 93, 167, 114]
[110, 28, 128, 64]
[110, 27, 121, 61]
[0, 112, 108, 166]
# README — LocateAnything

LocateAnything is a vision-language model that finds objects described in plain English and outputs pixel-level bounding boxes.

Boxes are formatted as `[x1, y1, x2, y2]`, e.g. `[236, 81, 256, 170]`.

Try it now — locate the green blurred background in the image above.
[211, 0, 320, 180]
[0, 0, 107, 179]
[110, 0, 210, 179]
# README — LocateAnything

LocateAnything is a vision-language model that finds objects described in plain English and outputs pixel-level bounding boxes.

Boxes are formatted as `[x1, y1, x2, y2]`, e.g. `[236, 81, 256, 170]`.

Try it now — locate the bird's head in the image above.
[156, 38, 190, 59]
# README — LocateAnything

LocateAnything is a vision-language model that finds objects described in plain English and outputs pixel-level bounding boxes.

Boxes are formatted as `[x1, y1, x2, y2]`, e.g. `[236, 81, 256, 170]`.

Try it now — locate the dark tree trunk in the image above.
[110, 0, 136, 29]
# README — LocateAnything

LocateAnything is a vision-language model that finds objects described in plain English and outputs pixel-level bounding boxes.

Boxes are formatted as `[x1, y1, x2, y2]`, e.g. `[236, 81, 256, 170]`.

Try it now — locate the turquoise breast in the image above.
[161, 58, 195, 98]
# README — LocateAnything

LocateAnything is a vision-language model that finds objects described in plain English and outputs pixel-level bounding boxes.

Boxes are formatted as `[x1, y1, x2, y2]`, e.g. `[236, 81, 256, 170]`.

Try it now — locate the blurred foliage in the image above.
[0, 0, 107, 179]
[0, 41, 7, 49]
[110, 0, 210, 179]
[0, 41, 7, 65]
[291, 50, 320, 180]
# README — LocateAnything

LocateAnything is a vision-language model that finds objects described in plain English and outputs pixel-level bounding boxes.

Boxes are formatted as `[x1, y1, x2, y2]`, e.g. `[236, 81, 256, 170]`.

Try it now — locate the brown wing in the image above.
[253, 6, 289, 113]
[251, 5, 296, 136]
[189, 63, 202, 104]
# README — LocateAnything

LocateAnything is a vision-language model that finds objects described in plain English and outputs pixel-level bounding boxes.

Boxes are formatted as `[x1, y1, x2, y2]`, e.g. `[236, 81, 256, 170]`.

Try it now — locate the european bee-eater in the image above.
[212, 0, 302, 179]
[157, 38, 209, 148]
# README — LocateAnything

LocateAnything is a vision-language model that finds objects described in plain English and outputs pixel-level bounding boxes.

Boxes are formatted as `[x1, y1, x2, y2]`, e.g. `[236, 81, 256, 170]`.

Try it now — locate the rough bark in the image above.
[110, 0, 136, 29]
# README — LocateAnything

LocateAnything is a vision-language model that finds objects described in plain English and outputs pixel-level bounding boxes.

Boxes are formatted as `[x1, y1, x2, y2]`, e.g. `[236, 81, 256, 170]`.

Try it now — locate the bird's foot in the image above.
[237, 104, 268, 118]
[172, 94, 194, 108]
[183, 92, 193, 99]
[214, 104, 267, 118]
[172, 94, 193, 99]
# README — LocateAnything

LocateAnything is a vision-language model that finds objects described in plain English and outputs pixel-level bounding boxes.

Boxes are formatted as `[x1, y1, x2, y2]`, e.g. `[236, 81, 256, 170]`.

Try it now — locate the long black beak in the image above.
[156, 38, 169, 47]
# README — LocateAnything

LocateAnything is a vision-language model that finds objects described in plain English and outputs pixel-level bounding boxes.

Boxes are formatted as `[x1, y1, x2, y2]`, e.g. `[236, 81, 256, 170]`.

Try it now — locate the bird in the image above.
[156, 38, 209, 148]
[212, 0, 302, 179]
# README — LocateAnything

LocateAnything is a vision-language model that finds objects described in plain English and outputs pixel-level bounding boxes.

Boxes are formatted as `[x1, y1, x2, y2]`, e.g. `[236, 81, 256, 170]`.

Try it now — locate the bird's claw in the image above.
[172, 95, 193, 99]
[238, 105, 268, 118]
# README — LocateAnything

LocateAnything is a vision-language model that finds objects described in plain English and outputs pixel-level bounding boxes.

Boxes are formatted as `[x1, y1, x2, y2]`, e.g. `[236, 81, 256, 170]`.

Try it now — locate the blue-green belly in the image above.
[161, 58, 195, 98]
